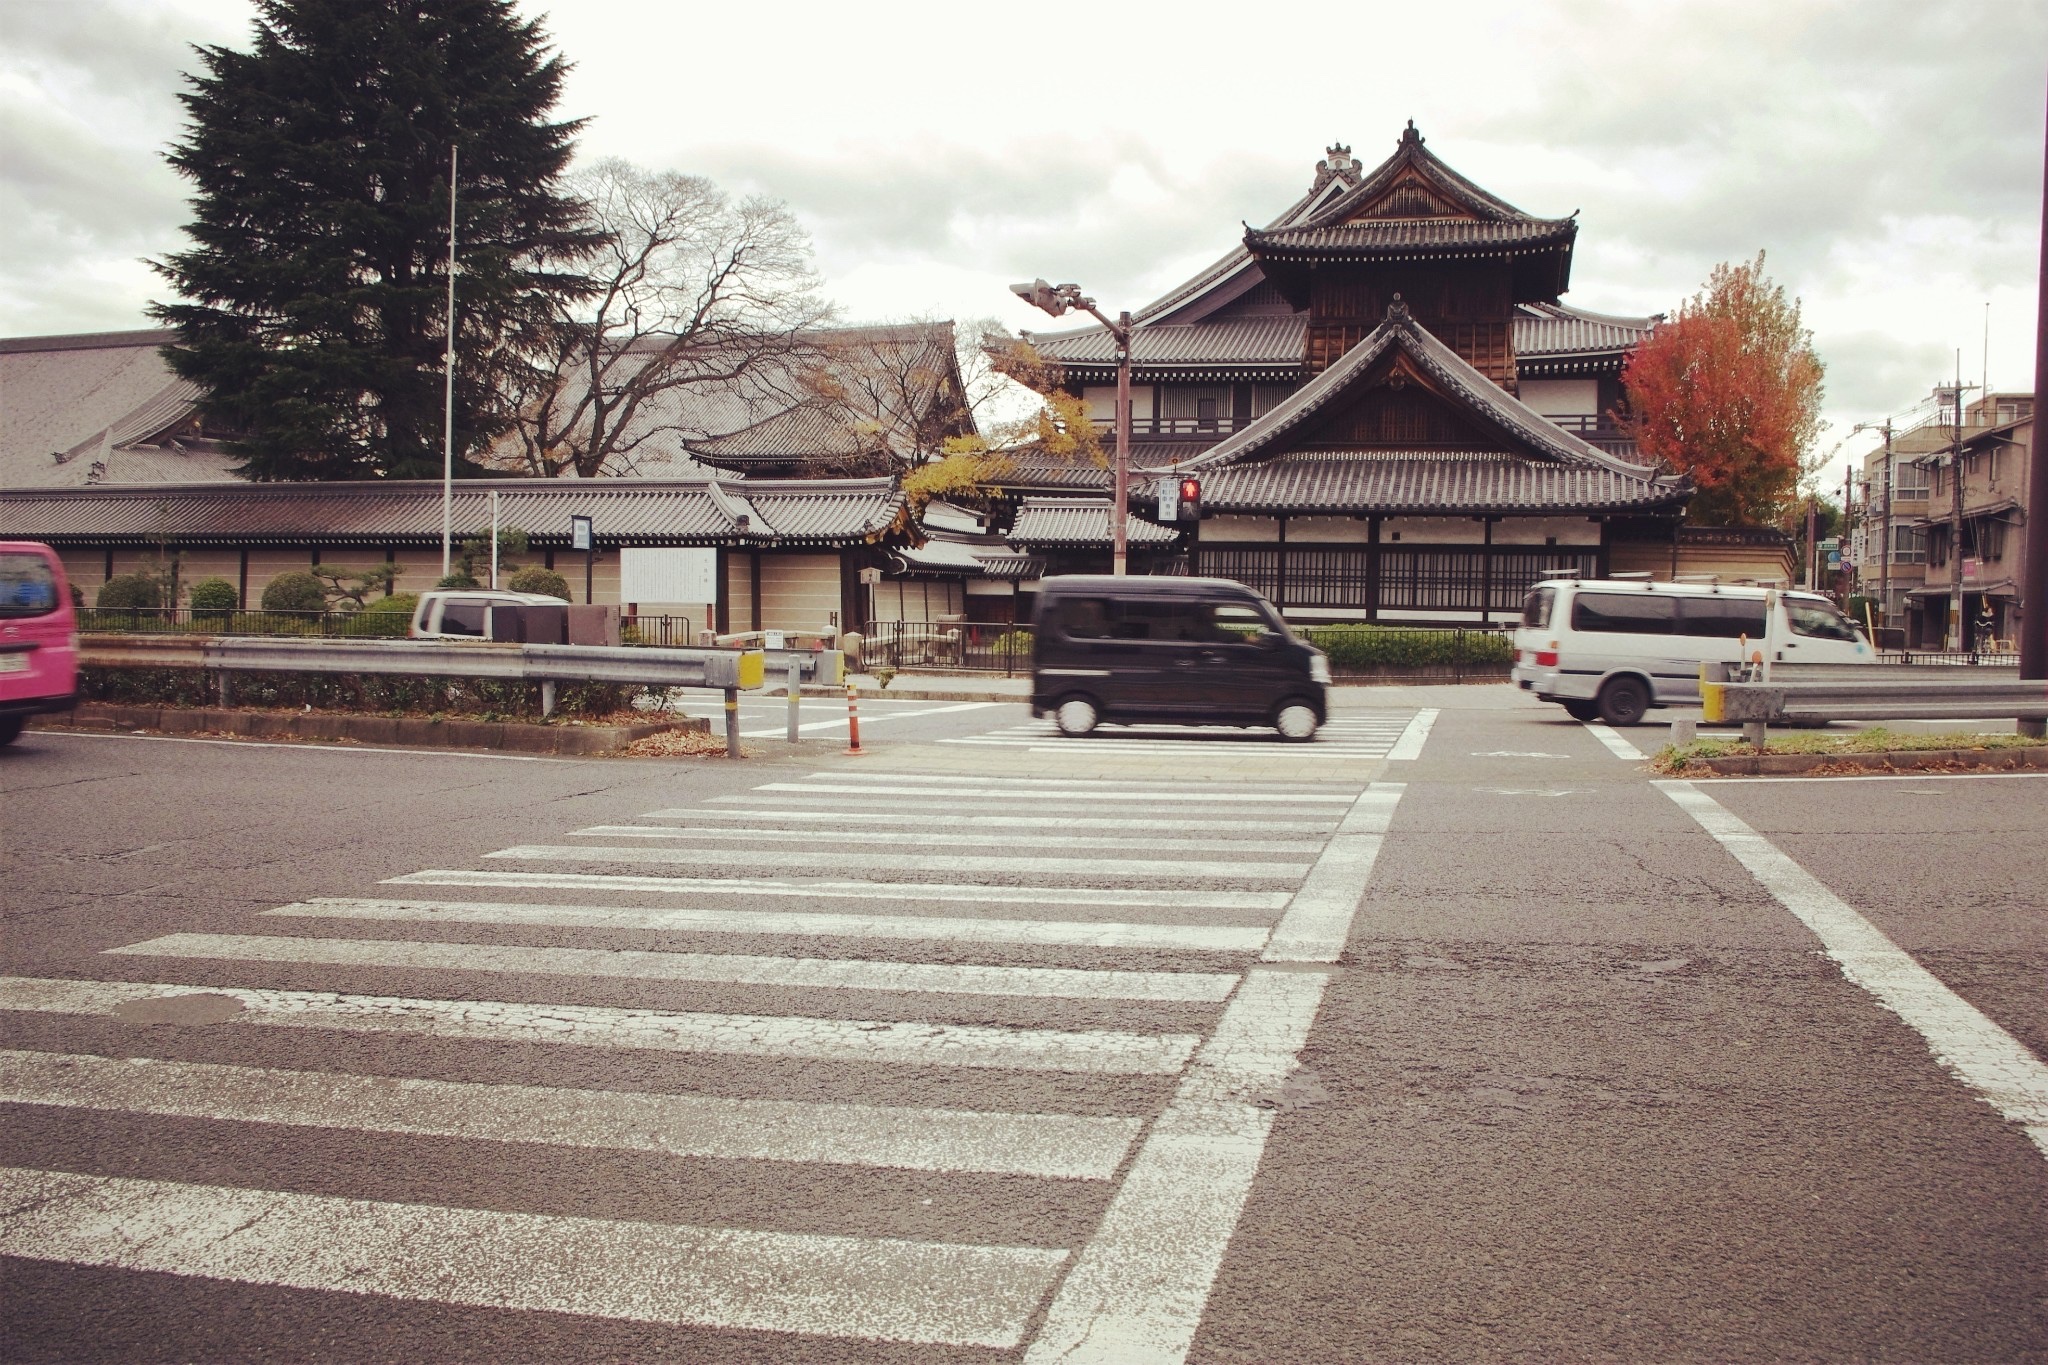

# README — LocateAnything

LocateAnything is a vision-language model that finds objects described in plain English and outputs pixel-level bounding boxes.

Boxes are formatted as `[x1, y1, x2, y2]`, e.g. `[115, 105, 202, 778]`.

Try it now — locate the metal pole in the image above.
[723, 686, 740, 758]
[844, 682, 863, 755]
[1112, 311, 1132, 577]
[1879, 421, 1892, 636]
[440, 145, 458, 580]
[1948, 356, 1965, 649]
[585, 545, 594, 605]
[489, 489, 500, 589]
[787, 659, 800, 743]
[2019, 92, 2048, 733]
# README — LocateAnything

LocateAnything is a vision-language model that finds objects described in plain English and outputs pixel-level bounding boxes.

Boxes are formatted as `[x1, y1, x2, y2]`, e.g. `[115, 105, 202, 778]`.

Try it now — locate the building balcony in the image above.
[1089, 416, 1248, 438]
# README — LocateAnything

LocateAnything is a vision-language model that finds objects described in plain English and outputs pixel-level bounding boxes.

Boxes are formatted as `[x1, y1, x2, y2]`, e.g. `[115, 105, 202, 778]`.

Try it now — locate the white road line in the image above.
[987, 745, 1395, 761]
[384, 869, 1293, 912]
[787, 772, 1351, 793]
[0, 976, 1200, 1076]
[0, 1167, 1066, 1348]
[748, 783, 1355, 804]
[1263, 783, 1406, 963]
[23, 731, 555, 761]
[1384, 708, 1439, 761]
[1025, 966, 1331, 1364]
[738, 700, 1003, 738]
[1584, 721, 1646, 760]
[268, 898, 1275, 953]
[572, 825, 1329, 855]
[109, 933, 1241, 1003]
[0, 1048, 1143, 1179]
[1658, 781, 2048, 1158]
[640, 809, 1341, 834]
[486, 845, 1309, 882]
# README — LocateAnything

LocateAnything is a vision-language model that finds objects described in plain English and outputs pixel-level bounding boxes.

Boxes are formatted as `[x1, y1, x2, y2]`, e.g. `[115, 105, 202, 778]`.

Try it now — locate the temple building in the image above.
[1017, 124, 1704, 622]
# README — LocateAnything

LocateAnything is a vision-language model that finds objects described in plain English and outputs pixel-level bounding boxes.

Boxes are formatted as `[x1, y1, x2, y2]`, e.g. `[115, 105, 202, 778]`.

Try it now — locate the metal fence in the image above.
[860, 621, 1036, 677]
[1875, 649, 2022, 667]
[76, 607, 409, 638]
[857, 620, 1513, 683]
[622, 615, 696, 648]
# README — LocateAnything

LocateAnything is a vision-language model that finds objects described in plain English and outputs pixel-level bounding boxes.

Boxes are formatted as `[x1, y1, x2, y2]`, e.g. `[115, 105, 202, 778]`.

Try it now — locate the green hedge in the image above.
[79, 665, 645, 720]
[1299, 625, 1513, 669]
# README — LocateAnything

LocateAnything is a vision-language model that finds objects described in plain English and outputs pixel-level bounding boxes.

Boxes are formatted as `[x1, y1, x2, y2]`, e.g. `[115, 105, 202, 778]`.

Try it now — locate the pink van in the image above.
[0, 542, 78, 745]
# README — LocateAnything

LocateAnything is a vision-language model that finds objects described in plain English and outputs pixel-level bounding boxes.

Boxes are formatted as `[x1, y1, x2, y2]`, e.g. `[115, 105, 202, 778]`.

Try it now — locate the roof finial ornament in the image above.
[1312, 141, 1357, 193]
[1401, 119, 1422, 145]
[1387, 292, 1411, 322]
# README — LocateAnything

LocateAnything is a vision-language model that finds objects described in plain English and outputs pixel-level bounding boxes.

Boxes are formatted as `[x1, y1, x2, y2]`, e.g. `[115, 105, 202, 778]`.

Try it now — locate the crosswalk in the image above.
[943, 708, 1429, 758]
[0, 742, 1413, 1357]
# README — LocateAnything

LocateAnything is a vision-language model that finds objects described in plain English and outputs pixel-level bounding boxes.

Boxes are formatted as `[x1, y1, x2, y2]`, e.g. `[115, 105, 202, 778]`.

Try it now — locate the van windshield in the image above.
[1786, 598, 1859, 642]
[0, 553, 60, 619]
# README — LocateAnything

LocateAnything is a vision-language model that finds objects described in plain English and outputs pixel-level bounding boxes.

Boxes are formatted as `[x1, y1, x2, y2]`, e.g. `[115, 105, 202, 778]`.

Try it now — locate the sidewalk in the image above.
[822, 670, 1537, 711]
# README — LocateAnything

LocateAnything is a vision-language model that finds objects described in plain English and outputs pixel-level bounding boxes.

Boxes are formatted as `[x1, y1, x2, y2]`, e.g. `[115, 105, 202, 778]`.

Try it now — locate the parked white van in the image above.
[1511, 577, 1873, 725]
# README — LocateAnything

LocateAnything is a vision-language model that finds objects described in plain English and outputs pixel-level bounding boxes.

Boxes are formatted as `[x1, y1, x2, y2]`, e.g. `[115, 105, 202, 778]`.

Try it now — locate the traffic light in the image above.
[1009, 279, 1070, 317]
[1176, 476, 1202, 523]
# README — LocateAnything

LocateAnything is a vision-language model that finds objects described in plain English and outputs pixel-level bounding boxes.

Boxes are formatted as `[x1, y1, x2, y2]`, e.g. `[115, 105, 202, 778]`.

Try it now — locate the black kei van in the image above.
[1029, 575, 1331, 741]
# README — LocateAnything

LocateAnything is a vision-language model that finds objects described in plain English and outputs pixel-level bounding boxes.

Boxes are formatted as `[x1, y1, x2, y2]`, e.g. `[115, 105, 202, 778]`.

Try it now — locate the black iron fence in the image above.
[859, 621, 1036, 677]
[856, 619, 1513, 683]
[1875, 648, 2021, 666]
[622, 615, 697, 648]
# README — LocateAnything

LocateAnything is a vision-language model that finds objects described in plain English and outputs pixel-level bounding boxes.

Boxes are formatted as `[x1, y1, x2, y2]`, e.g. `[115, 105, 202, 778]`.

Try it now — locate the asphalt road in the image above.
[2, 693, 2042, 1363]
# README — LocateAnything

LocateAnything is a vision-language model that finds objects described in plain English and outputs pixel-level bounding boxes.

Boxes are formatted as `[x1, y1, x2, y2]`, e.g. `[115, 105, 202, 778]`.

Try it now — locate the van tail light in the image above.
[1535, 650, 1559, 667]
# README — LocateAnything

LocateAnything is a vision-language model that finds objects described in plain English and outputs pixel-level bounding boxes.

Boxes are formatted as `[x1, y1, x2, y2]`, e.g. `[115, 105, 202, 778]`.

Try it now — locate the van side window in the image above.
[1570, 592, 1674, 635]
[1520, 587, 1554, 629]
[439, 601, 488, 636]
[1210, 602, 1279, 644]
[1051, 596, 1217, 642]
[0, 553, 59, 618]
[1786, 599, 1858, 642]
[1676, 596, 1767, 639]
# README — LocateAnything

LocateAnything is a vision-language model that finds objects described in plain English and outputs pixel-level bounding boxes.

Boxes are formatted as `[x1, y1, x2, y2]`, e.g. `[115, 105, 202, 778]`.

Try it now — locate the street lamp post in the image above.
[1013, 279, 1133, 576]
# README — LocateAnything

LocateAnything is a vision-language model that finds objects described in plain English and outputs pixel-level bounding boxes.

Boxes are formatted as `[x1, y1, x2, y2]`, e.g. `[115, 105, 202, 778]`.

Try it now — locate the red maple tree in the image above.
[1620, 253, 1826, 527]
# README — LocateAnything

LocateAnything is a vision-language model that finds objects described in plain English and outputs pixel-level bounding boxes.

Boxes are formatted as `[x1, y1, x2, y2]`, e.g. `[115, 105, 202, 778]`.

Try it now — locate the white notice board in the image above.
[620, 547, 718, 605]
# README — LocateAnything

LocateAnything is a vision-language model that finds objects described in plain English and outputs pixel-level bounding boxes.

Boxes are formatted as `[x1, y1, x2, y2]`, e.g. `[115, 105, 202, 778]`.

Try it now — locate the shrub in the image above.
[1300, 625, 1513, 671]
[188, 577, 239, 615]
[97, 574, 163, 610]
[436, 572, 480, 590]
[505, 566, 570, 600]
[261, 571, 327, 613]
[352, 593, 419, 638]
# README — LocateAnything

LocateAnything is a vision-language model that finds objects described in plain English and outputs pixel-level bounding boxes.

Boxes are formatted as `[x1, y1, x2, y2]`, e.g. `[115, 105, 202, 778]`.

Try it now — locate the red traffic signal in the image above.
[1178, 477, 1201, 503]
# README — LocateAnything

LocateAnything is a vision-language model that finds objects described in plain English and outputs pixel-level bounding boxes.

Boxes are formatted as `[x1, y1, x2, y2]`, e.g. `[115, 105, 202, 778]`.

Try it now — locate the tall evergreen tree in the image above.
[149, 0, 603, 480]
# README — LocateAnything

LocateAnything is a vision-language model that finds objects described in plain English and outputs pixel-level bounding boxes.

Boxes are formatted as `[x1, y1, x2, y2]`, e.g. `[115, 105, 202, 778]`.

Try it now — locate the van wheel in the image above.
[0, 716, 21, 746]
[1596, 677, 1650, 727]
[1561, 699, 1600, 722]
[1054, 696, 1100, 737]
[1273, 701, 1320, 742]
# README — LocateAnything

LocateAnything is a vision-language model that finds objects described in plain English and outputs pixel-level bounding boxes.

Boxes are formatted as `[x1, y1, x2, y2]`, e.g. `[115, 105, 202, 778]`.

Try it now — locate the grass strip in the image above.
[1653, 727, 2048, 774]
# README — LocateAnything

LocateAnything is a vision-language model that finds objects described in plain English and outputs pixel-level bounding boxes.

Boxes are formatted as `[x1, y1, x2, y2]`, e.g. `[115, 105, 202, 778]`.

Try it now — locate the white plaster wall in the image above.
[1382, 516, 1485, 545]
[1493, 516, 1603, 546]
[1518, 378, 1599, 417]
[758, 554, 842, 631]
[1081, 385, 1156, 421]
[1278, 515, 1372, 545]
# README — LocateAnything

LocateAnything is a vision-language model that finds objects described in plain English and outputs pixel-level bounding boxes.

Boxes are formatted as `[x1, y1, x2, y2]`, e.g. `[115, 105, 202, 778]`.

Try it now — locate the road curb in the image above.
[1683, 745, 2048, 777]
[32, 702, 705, 755]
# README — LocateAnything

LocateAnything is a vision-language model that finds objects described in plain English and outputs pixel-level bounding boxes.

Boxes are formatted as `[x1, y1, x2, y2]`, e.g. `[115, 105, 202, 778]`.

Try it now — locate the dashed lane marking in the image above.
[1384, 707, 1439, 761]
[1263, 783, 1406, 964]
[0, 1048, 1144, 1179]
[0, 976, 1201, 1075]
[109, 932, 1242, 1003]
[267, 897, 1276, 953]
[748, 782, 1356, 804]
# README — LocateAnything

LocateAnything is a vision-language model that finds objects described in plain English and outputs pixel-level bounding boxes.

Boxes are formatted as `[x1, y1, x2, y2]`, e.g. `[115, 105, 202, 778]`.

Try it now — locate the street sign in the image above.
[570, 515, 592, 552]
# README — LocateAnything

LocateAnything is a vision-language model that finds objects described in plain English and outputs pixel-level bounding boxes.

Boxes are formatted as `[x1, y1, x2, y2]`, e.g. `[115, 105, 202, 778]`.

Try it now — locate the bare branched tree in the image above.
[495, 159, 835, 477]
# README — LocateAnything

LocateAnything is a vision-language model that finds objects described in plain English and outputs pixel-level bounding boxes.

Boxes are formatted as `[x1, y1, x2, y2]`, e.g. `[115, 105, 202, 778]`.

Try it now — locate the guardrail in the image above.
[80, 635, 780, 757]
[1702, 660, 2048, 727]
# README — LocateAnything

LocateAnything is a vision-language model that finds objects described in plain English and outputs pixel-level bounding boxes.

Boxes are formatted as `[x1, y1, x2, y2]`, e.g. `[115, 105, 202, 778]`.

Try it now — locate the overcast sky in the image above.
[2, 0, 2042, 484]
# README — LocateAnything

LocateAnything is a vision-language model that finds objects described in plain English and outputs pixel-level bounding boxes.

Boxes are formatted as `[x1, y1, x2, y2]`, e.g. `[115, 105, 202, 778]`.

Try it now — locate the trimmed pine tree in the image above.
[149, 0, 603, 480]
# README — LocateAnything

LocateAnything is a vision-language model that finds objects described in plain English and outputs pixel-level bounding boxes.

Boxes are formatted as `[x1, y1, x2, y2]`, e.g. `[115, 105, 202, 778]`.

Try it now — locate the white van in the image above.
[1511, 577, 1873, 725]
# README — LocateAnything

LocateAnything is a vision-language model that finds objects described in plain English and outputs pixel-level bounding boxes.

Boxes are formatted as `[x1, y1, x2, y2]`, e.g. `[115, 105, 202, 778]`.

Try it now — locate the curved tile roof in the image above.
[1514, 303, 1654, 356]
[0, 477, 906, 548]
[1246, 217, 1576, 259]
[1007, 497, 1180, 548]
[1200, 452, 1686, 514]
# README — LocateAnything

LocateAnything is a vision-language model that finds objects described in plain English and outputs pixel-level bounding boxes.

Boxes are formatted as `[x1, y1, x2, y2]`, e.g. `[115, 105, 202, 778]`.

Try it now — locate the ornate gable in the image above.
[1346, 170, 1469, 222]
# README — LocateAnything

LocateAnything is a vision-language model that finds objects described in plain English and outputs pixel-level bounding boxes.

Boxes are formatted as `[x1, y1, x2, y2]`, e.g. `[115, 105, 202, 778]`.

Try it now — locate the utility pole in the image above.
[1945, 355, 1966, 650]
[2019, 88, 2047, 733]
[440, 144, 459, 581]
